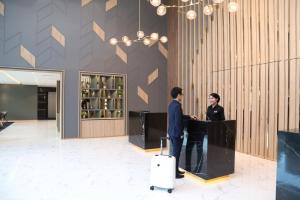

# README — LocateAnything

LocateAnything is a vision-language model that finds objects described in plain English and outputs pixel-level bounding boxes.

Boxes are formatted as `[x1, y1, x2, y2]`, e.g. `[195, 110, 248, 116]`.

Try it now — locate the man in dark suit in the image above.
[168, 87, 196, 179]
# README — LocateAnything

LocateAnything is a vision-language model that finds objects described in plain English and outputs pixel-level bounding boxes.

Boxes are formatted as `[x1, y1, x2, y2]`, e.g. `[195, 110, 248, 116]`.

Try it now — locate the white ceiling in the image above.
[0, 69, 61, 87]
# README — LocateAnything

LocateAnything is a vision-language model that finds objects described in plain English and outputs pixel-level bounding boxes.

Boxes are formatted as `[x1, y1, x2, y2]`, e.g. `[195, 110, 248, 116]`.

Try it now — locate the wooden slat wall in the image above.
[175, 0, 300, 160]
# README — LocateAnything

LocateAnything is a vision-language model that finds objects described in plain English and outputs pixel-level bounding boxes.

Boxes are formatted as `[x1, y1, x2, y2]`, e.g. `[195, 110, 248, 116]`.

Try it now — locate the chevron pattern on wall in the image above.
[20, 45, 35, 68]
[93, 21, 105, 41]
[116, 45, 127, 64]
[137, 86, 148, 104]
[0, 0, 167, 138]
[106, 0, 118, 12]
[148, 68, 159, 85]
[51, 25, 65, 47]
[148, 40, 158, 47]
[0, 1, 4, 16]
[158, 42, 168, 59]
[81, 0, 92, 7]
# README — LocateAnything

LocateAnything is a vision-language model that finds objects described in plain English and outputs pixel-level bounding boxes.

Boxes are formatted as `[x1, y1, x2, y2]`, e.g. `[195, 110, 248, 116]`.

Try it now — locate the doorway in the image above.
[0, 67, 64, 138]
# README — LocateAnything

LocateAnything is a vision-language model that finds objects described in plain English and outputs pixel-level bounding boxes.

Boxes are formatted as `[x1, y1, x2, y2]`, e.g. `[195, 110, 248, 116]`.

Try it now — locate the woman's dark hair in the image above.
[171, 87, 183, 99]
[209, 93, 220, 103]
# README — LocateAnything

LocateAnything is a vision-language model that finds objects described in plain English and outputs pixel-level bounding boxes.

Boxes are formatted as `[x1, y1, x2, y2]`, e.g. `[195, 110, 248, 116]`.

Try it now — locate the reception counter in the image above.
[276, 129, 300, 200]
[128, 111, 167, 149]
[179, 120, 236, 180]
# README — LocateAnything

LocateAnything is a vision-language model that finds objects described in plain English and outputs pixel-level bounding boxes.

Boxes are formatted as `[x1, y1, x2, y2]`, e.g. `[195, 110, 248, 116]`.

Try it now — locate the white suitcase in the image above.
[150, 137, 176, 193]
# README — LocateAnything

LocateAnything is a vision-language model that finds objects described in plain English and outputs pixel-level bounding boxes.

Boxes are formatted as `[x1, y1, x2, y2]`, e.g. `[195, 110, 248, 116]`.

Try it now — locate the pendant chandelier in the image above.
[109, 0, 168, 47]
[150, 0, 239, 20]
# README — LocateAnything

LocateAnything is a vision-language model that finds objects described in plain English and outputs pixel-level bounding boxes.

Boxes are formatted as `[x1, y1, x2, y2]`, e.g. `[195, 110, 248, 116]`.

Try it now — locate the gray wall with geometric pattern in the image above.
[0, 0, 167, 138]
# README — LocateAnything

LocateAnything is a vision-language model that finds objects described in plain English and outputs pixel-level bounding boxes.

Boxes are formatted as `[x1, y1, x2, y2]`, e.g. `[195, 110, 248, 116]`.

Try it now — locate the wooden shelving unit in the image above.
[79, 72, 126, 138]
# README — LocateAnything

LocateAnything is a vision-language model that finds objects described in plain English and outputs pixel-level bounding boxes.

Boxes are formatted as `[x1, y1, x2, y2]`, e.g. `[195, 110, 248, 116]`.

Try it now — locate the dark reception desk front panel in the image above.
[276, 129, 300, 200]
[179, 120, 236, 180]
[128, 111, 167, 149]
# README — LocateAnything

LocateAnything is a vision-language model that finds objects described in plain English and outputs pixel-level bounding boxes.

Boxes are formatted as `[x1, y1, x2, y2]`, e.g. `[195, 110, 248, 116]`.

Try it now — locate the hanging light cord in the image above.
[138, 0, 141, 31]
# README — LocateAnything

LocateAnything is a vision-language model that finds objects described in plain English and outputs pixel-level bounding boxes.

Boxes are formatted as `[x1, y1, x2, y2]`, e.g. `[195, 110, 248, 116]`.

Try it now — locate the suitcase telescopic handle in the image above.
[160, 137, 169, 155]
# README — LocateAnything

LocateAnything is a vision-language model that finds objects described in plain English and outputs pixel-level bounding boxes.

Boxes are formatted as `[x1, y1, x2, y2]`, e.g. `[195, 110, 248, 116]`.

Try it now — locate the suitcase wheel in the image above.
[167, 189, 173, 193]
[150, 186, 154, 191]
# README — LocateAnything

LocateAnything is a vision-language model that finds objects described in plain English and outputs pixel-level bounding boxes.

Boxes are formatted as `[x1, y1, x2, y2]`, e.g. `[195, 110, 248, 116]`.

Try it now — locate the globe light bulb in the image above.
[228, 1, 239, 13]
[157, 5, 167, 16]
[109, 38, 118, 45]
[137, 31, 145, 39]
[143, 38, 151, 46]
[125, 40, 132, 47]
[122, 36, 129, 43]
[213, 0, 224, 3]
[150, 0, 161, 7]
[203, 5, 213, 15]
[160, 36, 168, 43]
[186, 10, 197, 20]
[150, 33, 159, 41]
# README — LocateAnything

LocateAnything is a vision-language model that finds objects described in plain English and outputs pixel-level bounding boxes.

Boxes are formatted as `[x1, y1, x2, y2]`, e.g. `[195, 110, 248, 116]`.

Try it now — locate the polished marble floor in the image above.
[0, 121, 276, 200]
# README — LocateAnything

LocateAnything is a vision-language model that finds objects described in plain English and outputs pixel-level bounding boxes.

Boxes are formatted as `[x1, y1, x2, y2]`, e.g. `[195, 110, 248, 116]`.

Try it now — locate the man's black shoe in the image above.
[176, 174, 184, 179]
[177, 170, 185, 175]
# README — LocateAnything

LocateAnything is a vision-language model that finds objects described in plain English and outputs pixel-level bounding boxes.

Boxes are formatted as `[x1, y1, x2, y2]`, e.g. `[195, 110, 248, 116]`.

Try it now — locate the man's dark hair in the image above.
[210, 93, 220, 103]
[171, 87, 183, 99]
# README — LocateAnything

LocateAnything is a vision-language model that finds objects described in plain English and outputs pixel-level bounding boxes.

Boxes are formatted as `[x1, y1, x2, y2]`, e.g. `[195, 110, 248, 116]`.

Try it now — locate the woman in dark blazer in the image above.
[206, 93, 225, 121]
